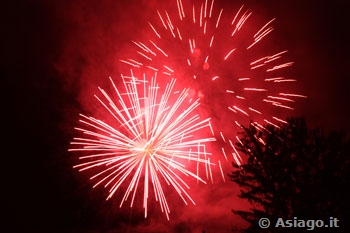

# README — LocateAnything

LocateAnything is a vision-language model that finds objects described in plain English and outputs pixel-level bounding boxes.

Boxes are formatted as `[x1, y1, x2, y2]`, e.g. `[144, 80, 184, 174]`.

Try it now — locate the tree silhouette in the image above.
[230, 117, 350, 232]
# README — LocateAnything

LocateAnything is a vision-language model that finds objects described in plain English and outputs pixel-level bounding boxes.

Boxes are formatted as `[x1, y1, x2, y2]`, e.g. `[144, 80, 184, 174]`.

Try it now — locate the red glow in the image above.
[202, 62, 210, 70]
[57, 0, 309, 226]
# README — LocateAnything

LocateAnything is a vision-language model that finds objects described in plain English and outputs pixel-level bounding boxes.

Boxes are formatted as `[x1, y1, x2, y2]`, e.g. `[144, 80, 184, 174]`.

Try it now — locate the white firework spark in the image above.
[69, 72, 216, 219]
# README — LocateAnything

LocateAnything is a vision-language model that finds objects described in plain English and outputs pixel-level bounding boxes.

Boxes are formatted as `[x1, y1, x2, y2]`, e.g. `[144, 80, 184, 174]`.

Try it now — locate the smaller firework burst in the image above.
[69, 72, 216, 219]
[120, 0, 307, 166]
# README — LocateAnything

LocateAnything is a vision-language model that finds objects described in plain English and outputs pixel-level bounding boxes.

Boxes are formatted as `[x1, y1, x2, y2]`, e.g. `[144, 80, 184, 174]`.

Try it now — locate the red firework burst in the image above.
[120, 0, 307, 165]
[69, 72, 216, 219]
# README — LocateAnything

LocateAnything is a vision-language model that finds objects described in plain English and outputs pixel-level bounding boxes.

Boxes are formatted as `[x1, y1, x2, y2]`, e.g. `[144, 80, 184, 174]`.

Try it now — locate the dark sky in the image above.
[7, 0, 349, 232]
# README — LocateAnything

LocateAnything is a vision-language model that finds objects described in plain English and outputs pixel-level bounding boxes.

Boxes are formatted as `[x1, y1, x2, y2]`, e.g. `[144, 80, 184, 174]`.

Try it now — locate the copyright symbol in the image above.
[258, 218, 270, 228]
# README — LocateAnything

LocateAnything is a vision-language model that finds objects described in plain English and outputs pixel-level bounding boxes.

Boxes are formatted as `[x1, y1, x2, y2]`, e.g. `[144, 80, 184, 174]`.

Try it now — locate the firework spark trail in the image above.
[120, 0, 307, 165]
[69, 72, 216, 219]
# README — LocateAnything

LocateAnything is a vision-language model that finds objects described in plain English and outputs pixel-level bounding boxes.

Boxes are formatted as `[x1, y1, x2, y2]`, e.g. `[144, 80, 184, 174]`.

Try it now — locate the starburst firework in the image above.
[69, 72, 215, 219]
[120, 0, 307, 165]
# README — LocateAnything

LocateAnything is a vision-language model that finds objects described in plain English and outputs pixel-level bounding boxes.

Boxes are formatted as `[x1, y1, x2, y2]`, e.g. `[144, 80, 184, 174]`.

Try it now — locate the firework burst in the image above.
[69, 72, 216, 219]
[120, 0, 307, 165]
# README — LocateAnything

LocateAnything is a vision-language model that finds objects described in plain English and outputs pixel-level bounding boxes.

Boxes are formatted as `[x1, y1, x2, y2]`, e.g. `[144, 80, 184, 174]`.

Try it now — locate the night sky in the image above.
[7, 0, 349, 232]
